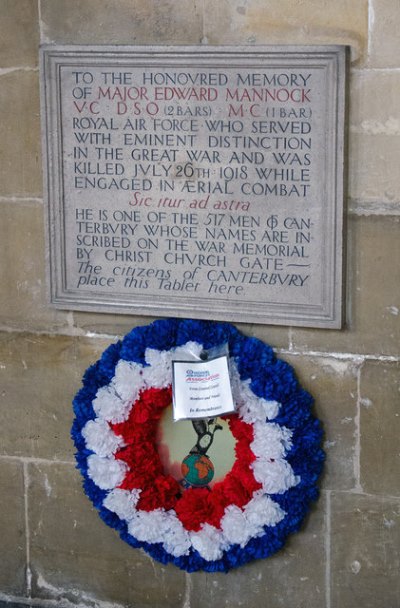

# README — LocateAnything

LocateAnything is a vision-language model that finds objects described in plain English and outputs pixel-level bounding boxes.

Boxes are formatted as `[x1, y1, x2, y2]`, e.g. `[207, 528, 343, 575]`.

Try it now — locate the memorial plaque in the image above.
[40, 45, 347, 328]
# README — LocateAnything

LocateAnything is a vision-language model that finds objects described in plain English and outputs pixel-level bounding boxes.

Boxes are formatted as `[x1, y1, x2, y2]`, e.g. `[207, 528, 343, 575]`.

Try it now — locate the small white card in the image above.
[172, 355, 235, 421]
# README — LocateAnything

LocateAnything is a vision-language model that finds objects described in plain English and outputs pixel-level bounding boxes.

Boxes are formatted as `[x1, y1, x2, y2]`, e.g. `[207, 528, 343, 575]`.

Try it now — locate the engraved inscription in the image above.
[41, 46, 347, 327]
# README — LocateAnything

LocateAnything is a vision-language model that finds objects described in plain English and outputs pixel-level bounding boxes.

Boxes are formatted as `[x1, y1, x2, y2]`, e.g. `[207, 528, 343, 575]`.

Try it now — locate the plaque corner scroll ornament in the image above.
[72, 318, 324, 572]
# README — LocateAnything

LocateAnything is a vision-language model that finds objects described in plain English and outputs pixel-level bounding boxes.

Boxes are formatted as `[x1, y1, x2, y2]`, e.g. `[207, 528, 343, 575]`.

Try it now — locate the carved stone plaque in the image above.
[40, 45, 347, 328]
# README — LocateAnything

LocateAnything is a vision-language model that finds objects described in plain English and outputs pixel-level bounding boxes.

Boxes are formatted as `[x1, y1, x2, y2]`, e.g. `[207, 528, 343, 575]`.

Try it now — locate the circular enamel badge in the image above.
[72, 319, 324, 572]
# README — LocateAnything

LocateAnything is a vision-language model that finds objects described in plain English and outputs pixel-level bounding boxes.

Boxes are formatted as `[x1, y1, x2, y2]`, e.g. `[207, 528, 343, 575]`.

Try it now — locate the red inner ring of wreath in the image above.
[110, 386, 262, 532]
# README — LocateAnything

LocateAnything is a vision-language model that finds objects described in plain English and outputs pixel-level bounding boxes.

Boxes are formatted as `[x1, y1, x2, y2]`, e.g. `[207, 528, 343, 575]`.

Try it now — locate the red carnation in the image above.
[229, 416, 254, 442]
[175, 488, 213, 532]
[216, 474, 251, 508]
[137, 474, 180, 511]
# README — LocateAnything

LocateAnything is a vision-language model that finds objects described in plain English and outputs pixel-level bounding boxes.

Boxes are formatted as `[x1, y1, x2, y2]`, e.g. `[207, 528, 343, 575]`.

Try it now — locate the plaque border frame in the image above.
[40, 44, 348, 329]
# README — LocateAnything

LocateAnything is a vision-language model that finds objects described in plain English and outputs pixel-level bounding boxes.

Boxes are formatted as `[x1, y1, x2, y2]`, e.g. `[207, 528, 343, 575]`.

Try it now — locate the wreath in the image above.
[72, 319, 324, 572]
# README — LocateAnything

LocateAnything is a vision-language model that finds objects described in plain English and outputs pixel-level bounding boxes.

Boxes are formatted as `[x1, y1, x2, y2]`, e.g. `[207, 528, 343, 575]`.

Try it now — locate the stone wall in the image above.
[0, 1, 399, 607]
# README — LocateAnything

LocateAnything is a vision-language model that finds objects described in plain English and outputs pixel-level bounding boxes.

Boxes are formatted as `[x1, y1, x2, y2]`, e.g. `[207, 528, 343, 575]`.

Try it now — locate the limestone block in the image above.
[350, 70, 400, 128]
[203, 0, 368, 64]
[349, 134, 400, 205]
[190, 494, 326, 608]
[40, 0, 203, 44]
[0, 333, 111, 460]
[281, 355, 358, 491]
[331, 492, 400, 608]
[360, 361, 400, 496]
[292, 215, 400, 356]
[368, 0, 400, 68]
[349, 70, 400, 204]
[71, 312, 157, 337]
[0, 72, 42, 197]
[0, 459, 26, 595]
[0, 0, 39, 68]
[28, 463, 185, 606]
[0, 201, 68, 331]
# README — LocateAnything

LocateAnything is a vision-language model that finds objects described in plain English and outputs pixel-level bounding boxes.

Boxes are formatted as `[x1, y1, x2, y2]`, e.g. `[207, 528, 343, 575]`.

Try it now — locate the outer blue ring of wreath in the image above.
[72, 318, 324, 573]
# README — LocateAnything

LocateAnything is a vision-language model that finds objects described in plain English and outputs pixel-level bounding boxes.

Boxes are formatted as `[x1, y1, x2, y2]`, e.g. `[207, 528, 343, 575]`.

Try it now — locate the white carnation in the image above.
[252, 458, 299, 494]
[127, 509, 191, 556]
[251, 422, 293, 460]
[161, 512, 191, 557]
[82, 419, 124, 457]
[221, 505, 252, 547]
[92, 385, 132, 424]
[143, 349, 173, 388]
[173, 341, 204, 360]
[87, 455, 127, 490]
[190, 524, 227, 561]
[244, 492, 285, 528]
[103, 488, 141, 521]
[127, 510, 171, 543]
[113, 360, 145, 402]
